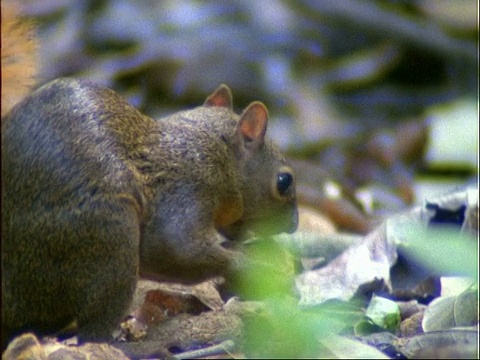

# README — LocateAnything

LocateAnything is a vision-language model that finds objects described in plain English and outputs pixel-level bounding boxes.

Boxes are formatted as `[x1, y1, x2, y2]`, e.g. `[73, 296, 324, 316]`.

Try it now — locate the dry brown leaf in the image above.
[295, 223, 396, 306]
[2, 333, 130, 360]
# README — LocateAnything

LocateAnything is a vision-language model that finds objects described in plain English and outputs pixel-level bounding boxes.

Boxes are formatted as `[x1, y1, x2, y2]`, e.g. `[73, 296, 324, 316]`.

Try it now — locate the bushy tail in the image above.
[1, 1, 39, 117]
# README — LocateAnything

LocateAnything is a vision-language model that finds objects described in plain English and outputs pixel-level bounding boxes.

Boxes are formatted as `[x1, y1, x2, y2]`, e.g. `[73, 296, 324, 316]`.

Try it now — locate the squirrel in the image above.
[1, 2, 298, 349]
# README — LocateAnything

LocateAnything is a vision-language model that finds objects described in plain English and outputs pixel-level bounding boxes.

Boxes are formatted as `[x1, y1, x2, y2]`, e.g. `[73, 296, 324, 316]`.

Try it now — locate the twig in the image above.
[298, 0, 477, 64]
[172, 340, 236, 359]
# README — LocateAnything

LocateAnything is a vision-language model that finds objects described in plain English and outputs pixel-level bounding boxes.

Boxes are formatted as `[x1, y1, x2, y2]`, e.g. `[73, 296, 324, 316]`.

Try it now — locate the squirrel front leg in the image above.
[139, 193, 246, 284]
[139, 225, 245, 284]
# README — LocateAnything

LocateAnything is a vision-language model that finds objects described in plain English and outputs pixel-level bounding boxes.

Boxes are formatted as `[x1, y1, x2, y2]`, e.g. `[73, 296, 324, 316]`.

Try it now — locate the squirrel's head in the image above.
[205, 85, 298, 241]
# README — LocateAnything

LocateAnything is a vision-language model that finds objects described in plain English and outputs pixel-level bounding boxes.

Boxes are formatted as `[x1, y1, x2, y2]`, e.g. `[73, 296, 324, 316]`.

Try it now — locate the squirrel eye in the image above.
[277, 172, 293, 196]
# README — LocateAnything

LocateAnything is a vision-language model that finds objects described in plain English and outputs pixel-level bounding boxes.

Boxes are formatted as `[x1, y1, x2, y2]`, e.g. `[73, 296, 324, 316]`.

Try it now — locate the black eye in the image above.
[277, 172, 293, 196]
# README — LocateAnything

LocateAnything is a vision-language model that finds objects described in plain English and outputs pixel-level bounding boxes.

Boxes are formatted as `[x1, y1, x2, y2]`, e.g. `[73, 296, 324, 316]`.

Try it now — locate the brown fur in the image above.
[2, 78, 298, 346]
[1, 1, 39, 117]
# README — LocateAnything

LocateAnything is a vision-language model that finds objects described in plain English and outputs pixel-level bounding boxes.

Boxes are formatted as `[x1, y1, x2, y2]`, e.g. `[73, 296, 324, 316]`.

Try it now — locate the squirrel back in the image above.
[2, 77, 298, 345]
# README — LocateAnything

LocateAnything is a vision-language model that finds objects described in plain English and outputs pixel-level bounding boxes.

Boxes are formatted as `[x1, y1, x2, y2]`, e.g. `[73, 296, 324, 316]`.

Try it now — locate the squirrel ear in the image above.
[238, 101, 268, 151]
[204, 84, 233, 109]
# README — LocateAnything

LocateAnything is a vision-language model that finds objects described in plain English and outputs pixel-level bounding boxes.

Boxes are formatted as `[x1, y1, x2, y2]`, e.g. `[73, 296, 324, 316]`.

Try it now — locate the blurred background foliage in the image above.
[23, 0, 478, 230]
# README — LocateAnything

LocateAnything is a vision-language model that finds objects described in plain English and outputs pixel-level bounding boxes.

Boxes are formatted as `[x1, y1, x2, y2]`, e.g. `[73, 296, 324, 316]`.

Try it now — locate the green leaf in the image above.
[422, 289, 479, 332]
[364, 294, 401, 332]
[397, 224, 478, 279]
